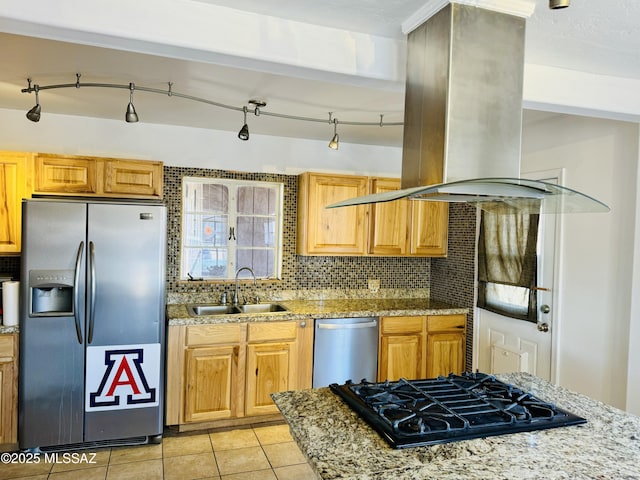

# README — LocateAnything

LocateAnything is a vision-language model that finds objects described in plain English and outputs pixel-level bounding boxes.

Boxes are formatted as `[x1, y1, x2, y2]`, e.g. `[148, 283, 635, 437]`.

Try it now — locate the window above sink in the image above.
[180, 177, 284, 281]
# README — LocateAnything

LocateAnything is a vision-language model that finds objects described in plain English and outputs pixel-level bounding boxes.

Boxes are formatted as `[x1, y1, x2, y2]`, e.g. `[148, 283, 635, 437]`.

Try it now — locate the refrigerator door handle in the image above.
[88, 241, 96, 344]
[73, 241, 85, 344]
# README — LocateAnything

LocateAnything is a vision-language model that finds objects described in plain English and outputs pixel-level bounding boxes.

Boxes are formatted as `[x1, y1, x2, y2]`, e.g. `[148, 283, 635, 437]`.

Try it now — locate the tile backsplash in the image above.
[164, 166, 431, 301]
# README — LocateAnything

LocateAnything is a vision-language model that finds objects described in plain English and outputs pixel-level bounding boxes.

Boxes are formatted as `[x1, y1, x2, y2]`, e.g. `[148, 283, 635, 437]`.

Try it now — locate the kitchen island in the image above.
[272, 372, 640, 479]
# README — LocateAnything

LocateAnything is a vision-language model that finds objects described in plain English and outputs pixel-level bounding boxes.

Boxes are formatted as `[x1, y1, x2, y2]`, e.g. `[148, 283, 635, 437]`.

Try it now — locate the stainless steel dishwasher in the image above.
[312, 317, 378, 387]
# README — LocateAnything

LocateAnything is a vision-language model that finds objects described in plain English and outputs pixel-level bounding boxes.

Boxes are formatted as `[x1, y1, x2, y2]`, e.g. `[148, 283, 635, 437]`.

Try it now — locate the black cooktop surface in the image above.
[330, 372, 587, 449]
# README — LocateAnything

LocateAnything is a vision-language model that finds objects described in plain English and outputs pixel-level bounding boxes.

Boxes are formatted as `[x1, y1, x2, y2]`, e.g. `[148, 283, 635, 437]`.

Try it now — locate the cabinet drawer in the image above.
[248, 322, 297, 343]
[380, 316, 424, 335]
[427, 314, 466, 332]
[0, 335, 15, 359]
[186, 324, 244, 346]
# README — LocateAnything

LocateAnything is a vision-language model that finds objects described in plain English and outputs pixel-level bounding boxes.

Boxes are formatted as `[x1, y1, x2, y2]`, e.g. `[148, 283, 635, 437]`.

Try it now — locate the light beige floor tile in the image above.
[109, 443, 163, 465]
[163, 433, 213, 458]
[106, 458, 163, 480]
[0, 458, 52, 480]
[162, 452, 219, 480]
[214, 446, 270, 476]
[209, 429, 259, 451]
[274, 463, 319, 480]
[49, 449, 111, 472]
[262, 442, 307, 468]
[0, 475, 48, 480]
[252, 424, 292, 445]
[49, 465, 108, 480]
[221, 469, 277, 480]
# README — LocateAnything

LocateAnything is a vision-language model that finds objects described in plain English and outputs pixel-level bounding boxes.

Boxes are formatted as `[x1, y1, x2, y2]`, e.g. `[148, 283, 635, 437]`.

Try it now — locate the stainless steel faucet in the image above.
[234, 267, 257, 305]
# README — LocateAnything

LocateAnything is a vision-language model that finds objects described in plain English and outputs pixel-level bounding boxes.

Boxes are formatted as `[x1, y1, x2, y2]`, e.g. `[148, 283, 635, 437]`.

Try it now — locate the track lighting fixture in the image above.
[549, 0, 569, 9]
[26, 83, 41, 122]
[125, 83, 139, 123]
[328, 118, 339, 150]
[238, 106, 250, 141]
[21, 74, 403, 143]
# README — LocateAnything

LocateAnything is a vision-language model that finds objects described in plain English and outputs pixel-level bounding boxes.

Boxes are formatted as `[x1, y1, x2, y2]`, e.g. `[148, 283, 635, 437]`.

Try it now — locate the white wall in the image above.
[0, 107, 402, 176]
[521, 114, 639, 409]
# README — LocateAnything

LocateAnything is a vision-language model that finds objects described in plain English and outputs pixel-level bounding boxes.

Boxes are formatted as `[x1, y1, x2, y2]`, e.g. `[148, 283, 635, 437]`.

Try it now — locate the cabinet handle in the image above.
[299, 321, 306, 328]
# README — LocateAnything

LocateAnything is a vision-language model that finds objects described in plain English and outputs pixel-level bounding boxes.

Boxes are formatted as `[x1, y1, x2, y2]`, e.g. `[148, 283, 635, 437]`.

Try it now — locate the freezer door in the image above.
[19, 201, 87, 449]
[84, 203, 166, 441]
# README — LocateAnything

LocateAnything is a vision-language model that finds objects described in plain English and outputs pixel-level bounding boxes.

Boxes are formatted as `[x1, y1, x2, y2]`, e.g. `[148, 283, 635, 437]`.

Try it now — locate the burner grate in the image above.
[330, 372, 586, 448]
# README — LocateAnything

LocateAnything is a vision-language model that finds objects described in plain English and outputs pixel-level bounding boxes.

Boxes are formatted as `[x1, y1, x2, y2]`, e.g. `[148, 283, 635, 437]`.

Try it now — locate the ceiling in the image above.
[1, 0, 639, 147]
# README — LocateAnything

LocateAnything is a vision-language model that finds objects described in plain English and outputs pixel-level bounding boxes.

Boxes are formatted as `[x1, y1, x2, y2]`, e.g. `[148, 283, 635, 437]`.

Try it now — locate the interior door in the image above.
[475, 170, 561, 381]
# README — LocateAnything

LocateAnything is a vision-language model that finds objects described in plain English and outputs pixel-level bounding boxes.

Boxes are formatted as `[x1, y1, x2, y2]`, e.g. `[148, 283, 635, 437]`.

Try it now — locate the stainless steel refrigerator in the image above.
[19, 199, 166, 450]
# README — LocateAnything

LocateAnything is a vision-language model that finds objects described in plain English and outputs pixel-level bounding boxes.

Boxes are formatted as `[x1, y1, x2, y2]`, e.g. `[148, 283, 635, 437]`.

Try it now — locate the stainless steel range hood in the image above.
[329, 3, 609, 214]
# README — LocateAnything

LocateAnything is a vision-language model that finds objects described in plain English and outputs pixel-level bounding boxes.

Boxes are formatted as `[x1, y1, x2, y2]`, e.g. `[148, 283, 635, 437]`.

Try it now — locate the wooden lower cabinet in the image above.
[166, 320, 312, 426]
[184, 345, 241, 422]
[245, 343, 293, 416]
[0, 335, 18, 451]
[378, 314, 466, 382]
[426, 315, 466, 378]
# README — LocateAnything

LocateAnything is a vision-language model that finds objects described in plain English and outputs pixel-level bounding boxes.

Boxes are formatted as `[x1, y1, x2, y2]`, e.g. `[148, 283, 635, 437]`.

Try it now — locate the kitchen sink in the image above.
[187, 303, 288, 316]
[235, 303, 288, 313]
[187, 304, 239, 316]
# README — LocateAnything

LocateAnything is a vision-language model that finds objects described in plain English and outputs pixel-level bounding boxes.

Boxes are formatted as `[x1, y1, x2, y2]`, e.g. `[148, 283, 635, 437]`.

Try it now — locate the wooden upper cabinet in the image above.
[297, 172, 368, 255]
[410, 200, 448, 257]
[0, 152, 31, 254]
[34, 154, 97, 194]
[33, 154, 163, 199]
[368, 178, 410, 255]
[369, 177, 448, 257]
[103, 159, 163, 198]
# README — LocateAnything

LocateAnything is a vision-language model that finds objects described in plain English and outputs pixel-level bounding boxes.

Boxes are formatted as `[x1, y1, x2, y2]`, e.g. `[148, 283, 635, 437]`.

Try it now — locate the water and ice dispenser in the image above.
[29, 270, 74, 316]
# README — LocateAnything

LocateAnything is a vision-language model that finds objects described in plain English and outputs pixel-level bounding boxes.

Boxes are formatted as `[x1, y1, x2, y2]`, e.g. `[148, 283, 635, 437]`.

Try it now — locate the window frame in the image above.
[179, 176, 284, 281]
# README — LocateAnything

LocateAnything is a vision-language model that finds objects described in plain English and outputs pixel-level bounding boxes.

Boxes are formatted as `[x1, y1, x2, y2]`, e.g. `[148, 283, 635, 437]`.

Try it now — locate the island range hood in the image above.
[329, 3, 609, 214]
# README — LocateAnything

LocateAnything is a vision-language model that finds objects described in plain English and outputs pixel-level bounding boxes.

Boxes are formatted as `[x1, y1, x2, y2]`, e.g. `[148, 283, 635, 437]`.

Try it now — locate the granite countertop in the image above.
[0, 325, 18, 334]
[166, 298, 468, 326]
[272, 373, 640, 480]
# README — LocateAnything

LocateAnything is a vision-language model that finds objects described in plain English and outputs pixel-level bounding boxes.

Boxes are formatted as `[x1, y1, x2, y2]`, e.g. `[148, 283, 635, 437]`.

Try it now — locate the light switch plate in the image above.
[368, 279, 380, 293]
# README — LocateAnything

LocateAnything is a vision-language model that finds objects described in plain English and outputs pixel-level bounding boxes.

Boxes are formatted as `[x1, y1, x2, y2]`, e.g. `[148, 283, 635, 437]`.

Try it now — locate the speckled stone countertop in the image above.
[0, 325, 18, 334]
[166, 298, 468, 326]
[272, 373, 640, 480]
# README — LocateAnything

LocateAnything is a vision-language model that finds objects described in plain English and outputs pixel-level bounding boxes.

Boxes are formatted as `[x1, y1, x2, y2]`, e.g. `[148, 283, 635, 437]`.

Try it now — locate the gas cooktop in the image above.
[330, 372, 587, 449]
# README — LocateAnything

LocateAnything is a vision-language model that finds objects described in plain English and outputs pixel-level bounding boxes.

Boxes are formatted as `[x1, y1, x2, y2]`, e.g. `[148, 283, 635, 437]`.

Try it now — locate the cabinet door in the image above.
[33, 154, 97, 194]
[298, 173, 368, 254]
[368, 178, 410, 255]
[0, 335, 17, 448]
[410, 201, 448, 257]
[245, 343, 293, 416]
[0, 361, 15, 446]
[378, 334, 424, 381]
[103, 159, 163, 199]
[426, 332, 465, 378]
[378, 316, 426, 381]
[184, 345, 240, 422]
[0, 152, 30, 254]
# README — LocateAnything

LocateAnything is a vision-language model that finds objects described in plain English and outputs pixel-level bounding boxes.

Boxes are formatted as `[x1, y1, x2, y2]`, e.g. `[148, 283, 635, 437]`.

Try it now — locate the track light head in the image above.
[26, 84, 41, 122]
[328, 118, 339, 150]
[26, 104, 41, 123]
[549, 0, 569, 9]
[238, 106, 249, 141]
[125, 83, 139, 123]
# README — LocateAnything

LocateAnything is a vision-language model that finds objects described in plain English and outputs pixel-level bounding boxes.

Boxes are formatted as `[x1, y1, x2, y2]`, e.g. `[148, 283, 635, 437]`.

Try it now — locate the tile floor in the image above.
[0, 422, 318, 480]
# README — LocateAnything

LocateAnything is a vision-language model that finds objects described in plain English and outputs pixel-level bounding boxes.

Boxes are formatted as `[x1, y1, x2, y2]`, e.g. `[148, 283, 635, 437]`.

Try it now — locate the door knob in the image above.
[537, 322, 549, 332]
[540, 304, 550, 314]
